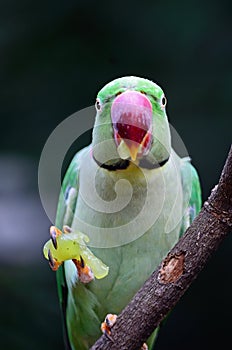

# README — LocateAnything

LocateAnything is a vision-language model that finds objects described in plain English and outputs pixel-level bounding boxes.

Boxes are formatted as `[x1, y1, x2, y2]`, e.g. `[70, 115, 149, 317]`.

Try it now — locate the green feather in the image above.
[48, 76, 202, 350]
[180, 157, 202, 236]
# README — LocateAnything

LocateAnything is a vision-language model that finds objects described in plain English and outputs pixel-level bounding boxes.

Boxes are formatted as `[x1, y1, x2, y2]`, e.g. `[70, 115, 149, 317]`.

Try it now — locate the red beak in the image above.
[111, 91, 153, 161]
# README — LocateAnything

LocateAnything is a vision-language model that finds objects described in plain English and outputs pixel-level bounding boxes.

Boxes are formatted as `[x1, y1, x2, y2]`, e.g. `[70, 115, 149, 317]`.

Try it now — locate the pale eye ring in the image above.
[95, 98, 102, 111]
[160, 94, 167, 108]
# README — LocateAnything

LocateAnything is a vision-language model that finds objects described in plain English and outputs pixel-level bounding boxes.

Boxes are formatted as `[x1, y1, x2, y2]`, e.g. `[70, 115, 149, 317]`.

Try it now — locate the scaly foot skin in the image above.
[72, 256, 94, 284]
[43, 225, 109, 282]
[101, 314, 148, 349]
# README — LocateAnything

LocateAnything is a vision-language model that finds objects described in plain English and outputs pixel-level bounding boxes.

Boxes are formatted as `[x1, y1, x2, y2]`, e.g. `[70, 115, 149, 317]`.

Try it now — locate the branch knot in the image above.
[158, 252, 185, 284]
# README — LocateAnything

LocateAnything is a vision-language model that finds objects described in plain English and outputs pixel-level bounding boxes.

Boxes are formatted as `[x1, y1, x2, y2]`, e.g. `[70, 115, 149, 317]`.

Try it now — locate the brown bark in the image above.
[91, 145, 232, 350]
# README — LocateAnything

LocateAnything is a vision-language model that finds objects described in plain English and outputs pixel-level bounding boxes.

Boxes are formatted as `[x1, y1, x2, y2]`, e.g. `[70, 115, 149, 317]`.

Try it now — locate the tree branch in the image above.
[91, 145, 232, 350]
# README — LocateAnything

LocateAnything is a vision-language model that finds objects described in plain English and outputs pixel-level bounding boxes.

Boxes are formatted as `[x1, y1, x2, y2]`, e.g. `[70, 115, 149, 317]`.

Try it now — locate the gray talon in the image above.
[48, 249, 55, 268]
[50, 229, 58, 249]
[80, 255, 85, 268]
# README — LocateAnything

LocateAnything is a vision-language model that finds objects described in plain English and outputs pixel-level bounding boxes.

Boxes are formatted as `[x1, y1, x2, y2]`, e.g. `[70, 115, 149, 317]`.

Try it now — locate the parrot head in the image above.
[92, 76, 171, 169]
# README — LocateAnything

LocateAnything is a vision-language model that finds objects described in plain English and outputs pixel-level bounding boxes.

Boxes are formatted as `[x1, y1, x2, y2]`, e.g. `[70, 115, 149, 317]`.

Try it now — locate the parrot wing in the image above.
[55, 146, 90, 350]
[180, 157, 202, 236]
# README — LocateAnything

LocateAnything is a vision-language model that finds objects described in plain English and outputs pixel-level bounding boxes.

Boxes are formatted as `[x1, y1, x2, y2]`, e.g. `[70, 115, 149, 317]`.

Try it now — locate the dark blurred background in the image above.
[0, 0, 231, 349]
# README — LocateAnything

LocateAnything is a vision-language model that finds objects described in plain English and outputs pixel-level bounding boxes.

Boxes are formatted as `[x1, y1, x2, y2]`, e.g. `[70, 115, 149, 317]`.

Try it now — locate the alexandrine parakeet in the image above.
[43, 76, 201, 349]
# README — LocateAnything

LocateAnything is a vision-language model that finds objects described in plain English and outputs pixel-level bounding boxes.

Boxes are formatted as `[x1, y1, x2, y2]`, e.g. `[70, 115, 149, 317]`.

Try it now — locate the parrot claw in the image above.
[50, 233, 57, 249]
[103, 331, 114, 342]
[141, 343, 148, 350]
[72, 256, 94, 284]
[49, 226, 62, 249]
[101, 314, 117, 338]
[48, 249, 61, 271]
[48, 249, 54, 267]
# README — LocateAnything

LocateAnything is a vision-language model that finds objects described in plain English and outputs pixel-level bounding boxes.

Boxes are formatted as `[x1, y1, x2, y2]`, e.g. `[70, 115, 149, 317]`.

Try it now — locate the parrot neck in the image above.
[138, 157, 169, 169]
[92, 154, 169, 171]
[92, 156, 130, 170]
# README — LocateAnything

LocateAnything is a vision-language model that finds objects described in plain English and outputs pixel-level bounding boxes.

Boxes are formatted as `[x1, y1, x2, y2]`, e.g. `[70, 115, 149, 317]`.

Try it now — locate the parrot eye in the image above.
[115, 91, 122, 97]
[160, 94, 167, 108]
[95, 98, 102, 111]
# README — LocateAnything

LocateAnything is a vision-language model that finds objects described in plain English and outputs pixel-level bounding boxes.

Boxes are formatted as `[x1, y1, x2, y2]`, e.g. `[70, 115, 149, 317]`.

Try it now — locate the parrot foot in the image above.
[49, 225, 72, 250]
[101, 314, 117, 339]
[48, 249, 62, 271]
[72, 256, 94, 284]
[44, 225, 109, 278]
[101, 314, 148, 349]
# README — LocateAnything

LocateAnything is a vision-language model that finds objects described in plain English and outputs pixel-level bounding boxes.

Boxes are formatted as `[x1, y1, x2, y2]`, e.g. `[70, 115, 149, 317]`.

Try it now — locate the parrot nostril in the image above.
[113, 90, 152, 111]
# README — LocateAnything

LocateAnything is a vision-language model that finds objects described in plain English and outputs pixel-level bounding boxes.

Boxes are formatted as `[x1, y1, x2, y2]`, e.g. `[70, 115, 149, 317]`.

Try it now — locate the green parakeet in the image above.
[43, 76, 201, 349]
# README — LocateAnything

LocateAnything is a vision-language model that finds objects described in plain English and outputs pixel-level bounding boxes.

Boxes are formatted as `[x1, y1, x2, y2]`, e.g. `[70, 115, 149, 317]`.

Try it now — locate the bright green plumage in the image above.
[51, 76, 201, 349]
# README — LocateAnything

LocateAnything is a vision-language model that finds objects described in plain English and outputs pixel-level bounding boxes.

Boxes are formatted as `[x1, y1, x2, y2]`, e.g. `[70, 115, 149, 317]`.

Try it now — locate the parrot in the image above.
[43, 76, 201, 349]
